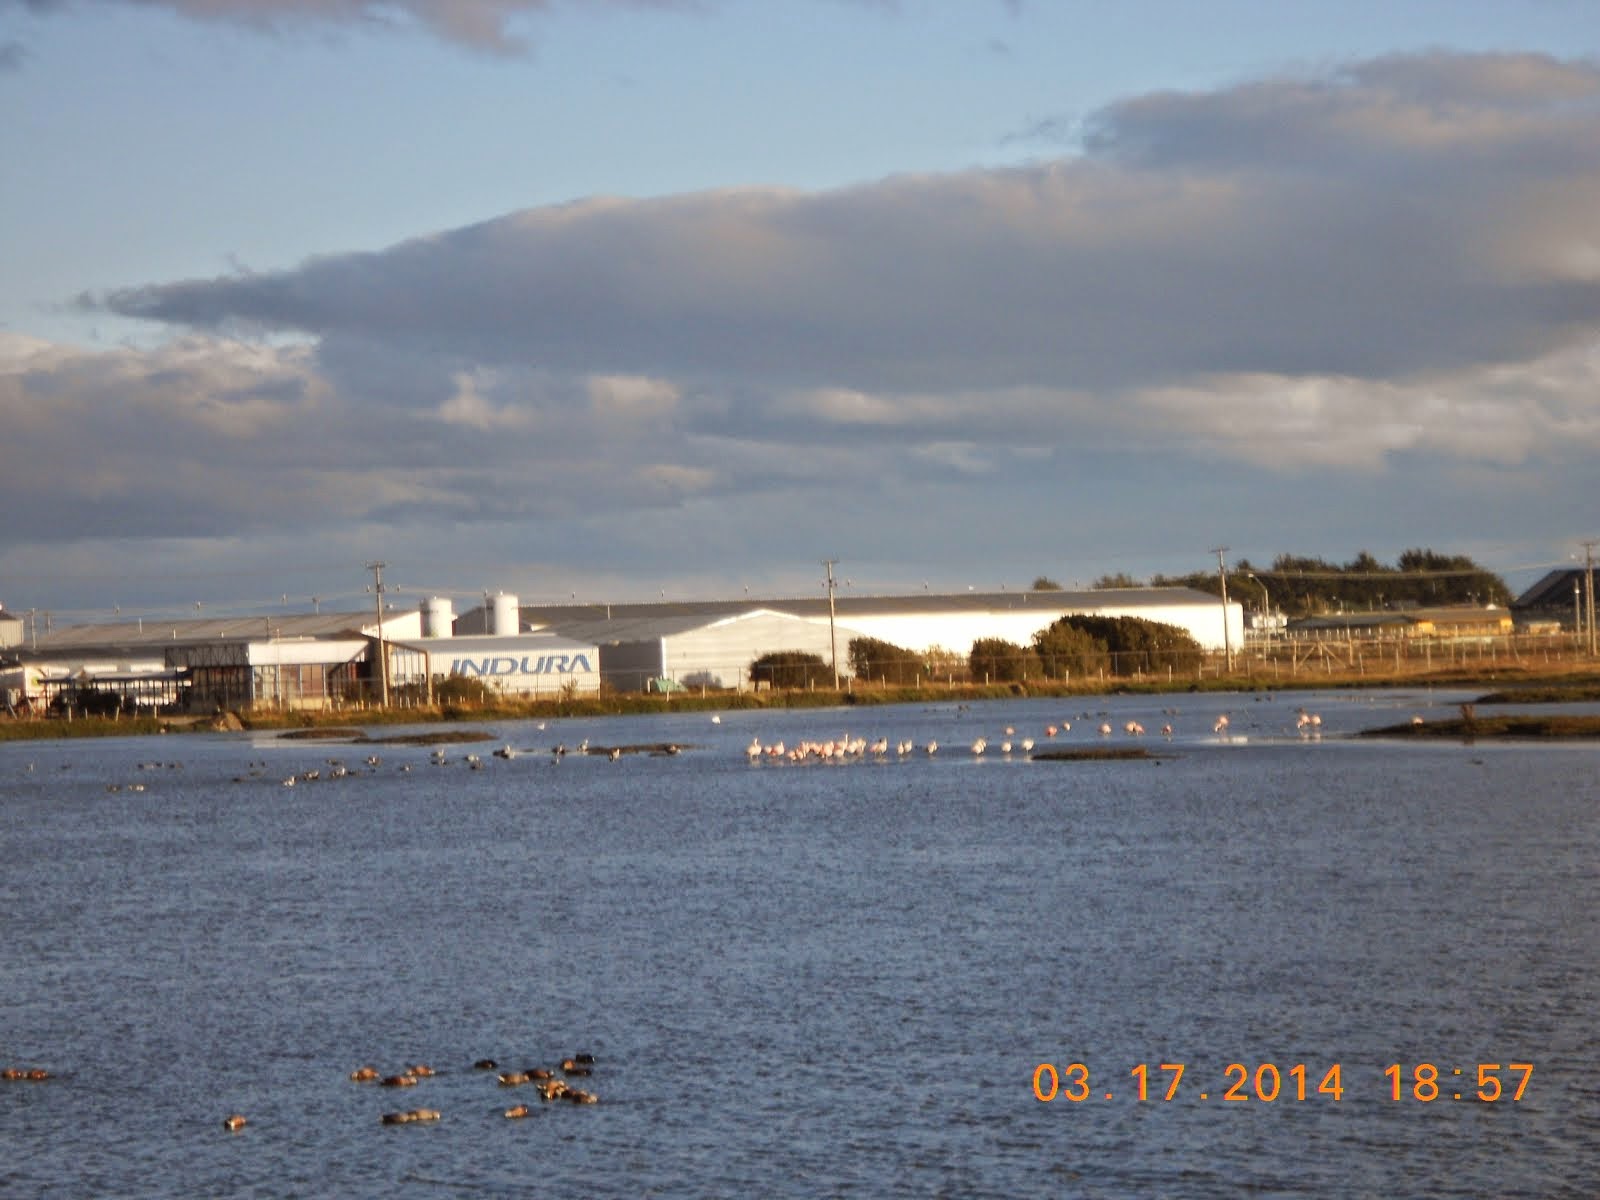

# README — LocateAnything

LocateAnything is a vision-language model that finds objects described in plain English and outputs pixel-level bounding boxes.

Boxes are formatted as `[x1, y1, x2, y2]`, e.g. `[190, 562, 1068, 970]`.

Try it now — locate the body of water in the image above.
[3, 689, 1597, 1197]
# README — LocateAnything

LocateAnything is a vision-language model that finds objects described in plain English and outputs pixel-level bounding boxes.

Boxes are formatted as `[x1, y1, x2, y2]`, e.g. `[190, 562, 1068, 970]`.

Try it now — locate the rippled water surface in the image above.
[3, 690, 1598, 1197]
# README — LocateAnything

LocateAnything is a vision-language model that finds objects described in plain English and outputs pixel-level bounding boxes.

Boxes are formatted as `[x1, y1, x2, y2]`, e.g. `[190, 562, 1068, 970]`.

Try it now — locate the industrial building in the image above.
[387, 594, 600, 699]
[1, 609, 421, 712]
[455, 586, 1240, 692]
[0, 596, 600, 712]
[1512, 568, 1595, 633]
[0, 584, 1237, 709]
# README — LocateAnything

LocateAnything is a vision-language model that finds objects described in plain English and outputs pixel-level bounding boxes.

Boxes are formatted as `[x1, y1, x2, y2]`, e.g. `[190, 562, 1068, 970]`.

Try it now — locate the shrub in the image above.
[1032, 622, 1108, 679]
[750, 651, 833, 689]
[434, 674, 493, 705]
[847, 637, 924, 685]
[969, 638, 1036, 683]
[1038, 615, 1202, 674]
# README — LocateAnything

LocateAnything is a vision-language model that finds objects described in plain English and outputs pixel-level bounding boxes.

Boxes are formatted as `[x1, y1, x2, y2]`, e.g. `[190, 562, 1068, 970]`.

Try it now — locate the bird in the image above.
[711, 715, 721, 724]
[222, 1114, 247, 1132]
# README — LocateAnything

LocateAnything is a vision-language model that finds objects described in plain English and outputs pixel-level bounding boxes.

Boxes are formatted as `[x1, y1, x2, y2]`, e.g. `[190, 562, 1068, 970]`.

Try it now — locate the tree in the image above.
[1032, 621, 1107, 679]
[1092, 572, 1143, 589]
[1154, 549, 1512, 615]
[1040, 615, 1202, 674]
[1031, 576, 1063, 591]
[750, 651, 832, 689]
[969, 638, 1036, 683]
[848, 636, 924, 685]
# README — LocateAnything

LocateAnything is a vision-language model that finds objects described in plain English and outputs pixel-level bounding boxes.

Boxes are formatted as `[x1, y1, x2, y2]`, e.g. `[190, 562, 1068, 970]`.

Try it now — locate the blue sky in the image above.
[3, 1, 1600, 619]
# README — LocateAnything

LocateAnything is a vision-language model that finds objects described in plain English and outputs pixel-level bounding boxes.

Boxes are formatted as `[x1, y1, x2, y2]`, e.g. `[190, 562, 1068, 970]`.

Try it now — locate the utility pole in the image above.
[1583, 540, 1598, 657]
[367, 561, 389, 706]
[823, 558, 840, 689]
[1211, 547, 1233, 673]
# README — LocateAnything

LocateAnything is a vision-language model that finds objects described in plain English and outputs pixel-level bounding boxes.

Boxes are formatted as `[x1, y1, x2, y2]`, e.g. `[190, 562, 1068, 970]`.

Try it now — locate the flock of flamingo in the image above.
[742, 708, 1330, 763]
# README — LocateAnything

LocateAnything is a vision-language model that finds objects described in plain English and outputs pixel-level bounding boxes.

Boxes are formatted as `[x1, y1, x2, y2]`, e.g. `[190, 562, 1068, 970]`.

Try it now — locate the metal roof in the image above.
[508, 586, 1220, 628]
[1514, 569, 1589, 609]
[26, 611, 380, 653]
[526, 608, 838, 645]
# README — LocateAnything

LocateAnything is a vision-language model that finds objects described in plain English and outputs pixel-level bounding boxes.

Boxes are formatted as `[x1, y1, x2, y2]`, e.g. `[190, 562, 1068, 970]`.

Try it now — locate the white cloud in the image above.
[13, 52, 1600, 609]
[15, 0, 686, 53]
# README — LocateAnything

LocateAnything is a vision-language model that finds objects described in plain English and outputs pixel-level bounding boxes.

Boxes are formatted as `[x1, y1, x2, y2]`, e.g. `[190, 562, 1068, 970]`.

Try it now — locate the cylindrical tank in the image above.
[490, 592, 520, 636]
[421, 597, 454, 639]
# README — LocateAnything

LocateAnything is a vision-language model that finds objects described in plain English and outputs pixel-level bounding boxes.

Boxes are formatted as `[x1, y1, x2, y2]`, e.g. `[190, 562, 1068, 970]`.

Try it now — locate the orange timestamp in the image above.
[1032, 1062, 1534, 1103]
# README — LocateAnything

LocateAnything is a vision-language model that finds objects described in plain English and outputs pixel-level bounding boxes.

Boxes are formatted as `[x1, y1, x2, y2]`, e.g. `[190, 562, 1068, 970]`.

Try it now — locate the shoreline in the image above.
[3, 666, 1599, 743]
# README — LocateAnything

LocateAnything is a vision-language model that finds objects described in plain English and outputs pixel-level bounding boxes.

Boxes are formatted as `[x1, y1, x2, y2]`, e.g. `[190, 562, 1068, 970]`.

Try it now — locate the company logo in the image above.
[450, 654, 593, 678]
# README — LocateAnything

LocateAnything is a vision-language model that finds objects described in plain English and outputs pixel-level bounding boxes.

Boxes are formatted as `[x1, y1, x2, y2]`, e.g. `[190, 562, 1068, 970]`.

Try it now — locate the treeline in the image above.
[752, 615, 1203, 687]
[1137, 548, 1511, 615]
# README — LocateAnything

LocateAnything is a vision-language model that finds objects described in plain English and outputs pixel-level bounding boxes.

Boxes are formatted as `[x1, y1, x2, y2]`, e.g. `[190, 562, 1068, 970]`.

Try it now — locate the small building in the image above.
[1287, 606, 1513, 643]
[1512, 569, 1593, 632]
[1405, 606, 1514, 640]
[0, 606, 22, 651]
[1287, 612, 1417, 641]
[8, 609, 422, 712]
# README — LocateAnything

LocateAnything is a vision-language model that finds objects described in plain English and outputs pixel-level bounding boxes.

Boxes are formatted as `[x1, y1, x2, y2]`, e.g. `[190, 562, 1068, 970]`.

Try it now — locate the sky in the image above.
[4, 0, 1600, 622]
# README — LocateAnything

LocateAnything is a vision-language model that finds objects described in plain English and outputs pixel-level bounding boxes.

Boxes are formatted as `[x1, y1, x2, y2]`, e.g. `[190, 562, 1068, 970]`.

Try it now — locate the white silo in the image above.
[490, 592, 521, 636]
[421, 597, 455, 639]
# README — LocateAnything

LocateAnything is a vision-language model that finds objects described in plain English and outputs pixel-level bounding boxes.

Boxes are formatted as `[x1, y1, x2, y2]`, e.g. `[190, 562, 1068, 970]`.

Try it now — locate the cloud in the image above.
[17, 52, 1600, 609]
[4, 0, 568, 53]
[99, 51, 1600, 406]
[0, 40, 26, 71]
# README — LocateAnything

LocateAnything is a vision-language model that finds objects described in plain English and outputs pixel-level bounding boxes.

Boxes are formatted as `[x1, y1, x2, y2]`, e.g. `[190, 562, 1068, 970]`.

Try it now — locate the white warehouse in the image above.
[455, 586, 1240, 691]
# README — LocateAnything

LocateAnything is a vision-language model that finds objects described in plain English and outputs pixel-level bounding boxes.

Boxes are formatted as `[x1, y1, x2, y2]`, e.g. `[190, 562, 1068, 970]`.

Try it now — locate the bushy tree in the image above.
[750, 650, 832, 689]
[1032, 622, 1108, 679]
[1151, 548, 1511, 615]
[1091, 572, 1143, 589]
[1040, 615, 1201, 673]
[969, 637, 1036, 683]
[848, 637, 924, 685]
[1031, 576, 1063, 591]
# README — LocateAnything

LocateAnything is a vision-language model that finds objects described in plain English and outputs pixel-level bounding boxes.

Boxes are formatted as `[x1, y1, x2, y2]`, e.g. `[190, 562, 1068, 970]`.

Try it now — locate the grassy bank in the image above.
[5, 660, 1600, 742]
[1362, 713, 1600, 739]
